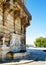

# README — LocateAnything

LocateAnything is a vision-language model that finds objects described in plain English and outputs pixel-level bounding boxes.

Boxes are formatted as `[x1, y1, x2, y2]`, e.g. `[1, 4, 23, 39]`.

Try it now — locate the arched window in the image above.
[15, 17, 21, 34]
[6, 11, 14, 32]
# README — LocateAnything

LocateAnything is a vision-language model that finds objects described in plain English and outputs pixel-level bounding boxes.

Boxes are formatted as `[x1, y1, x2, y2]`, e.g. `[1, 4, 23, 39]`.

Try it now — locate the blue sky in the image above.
[26, 0, 46, 45]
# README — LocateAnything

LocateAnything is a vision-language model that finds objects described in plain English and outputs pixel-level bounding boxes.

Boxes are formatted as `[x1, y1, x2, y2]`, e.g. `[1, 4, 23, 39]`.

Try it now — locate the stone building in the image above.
[0, 0, 32, 60]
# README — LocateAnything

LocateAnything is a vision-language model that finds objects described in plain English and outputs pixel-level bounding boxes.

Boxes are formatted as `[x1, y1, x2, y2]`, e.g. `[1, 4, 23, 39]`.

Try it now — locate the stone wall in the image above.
[0, 0, 31, 60]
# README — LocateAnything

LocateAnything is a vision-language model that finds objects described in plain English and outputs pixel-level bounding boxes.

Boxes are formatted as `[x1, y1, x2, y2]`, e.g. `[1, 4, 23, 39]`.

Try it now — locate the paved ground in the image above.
[0, 60, 46, 65]
[0, 48, 46, 65]
[27, 48, 46, 61]
[21, 61, 46, 65]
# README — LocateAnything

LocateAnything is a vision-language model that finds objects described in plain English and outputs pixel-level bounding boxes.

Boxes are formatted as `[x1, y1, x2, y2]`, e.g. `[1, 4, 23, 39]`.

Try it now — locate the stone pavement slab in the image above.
[23, 61, 46, 65]
[0, 60, 34, 65]
[0, 60, 46, 65]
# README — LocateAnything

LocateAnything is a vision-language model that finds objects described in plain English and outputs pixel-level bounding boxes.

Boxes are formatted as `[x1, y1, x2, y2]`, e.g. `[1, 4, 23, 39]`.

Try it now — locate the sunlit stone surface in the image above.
[0, 0, 31, 60]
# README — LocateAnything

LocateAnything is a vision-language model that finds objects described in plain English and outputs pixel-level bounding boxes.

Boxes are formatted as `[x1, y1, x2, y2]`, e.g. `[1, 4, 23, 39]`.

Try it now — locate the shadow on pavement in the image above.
[0, 49, 46, 64]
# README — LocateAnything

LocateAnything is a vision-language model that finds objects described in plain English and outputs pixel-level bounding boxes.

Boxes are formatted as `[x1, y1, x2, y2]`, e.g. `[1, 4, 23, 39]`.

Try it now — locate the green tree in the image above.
[34, 37, 46, 47]
[43, 38, 46, 47]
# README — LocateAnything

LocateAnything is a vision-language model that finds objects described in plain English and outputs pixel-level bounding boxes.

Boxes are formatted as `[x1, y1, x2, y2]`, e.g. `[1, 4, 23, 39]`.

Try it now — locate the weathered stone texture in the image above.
[0, 0, 31, 60]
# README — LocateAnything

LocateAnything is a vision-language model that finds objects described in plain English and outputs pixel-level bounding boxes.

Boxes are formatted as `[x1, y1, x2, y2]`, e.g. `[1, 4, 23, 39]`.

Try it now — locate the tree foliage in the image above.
[34, 37, 46, 47]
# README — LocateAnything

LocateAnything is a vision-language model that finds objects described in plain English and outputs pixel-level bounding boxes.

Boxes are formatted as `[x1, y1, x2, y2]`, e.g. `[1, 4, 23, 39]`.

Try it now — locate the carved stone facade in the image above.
[0, 0, 32, 60]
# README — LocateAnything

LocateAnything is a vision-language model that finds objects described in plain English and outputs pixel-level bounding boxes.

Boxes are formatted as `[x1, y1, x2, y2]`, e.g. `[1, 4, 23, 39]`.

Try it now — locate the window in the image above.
[15, 17, 21, 34]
